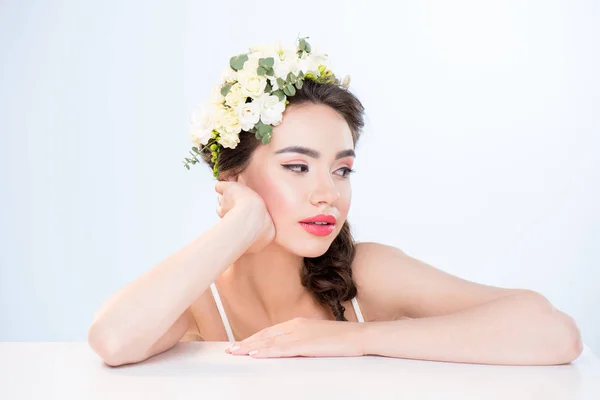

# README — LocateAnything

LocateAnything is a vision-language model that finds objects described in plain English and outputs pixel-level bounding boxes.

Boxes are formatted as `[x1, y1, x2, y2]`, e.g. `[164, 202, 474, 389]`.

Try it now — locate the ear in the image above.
[224, 173, 242, 184]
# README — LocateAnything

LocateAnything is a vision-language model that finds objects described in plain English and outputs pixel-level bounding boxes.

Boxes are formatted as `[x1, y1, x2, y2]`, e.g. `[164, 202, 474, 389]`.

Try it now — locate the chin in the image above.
[275, 230, 339, 258]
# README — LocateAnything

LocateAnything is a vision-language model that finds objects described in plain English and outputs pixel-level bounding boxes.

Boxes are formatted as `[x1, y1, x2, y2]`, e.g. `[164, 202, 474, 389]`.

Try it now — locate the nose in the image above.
[309, 172, 341, 206]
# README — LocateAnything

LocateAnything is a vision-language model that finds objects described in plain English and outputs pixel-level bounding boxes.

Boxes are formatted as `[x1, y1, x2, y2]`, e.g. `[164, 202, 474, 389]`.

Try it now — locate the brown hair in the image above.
[199, 79, 365, 321]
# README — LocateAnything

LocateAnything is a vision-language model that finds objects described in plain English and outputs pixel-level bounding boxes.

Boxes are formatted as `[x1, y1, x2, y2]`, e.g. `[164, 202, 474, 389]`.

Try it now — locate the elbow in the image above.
[517, 291, 584, 364]
[553, 311, 584, 364]
[87, 323, 133, 367]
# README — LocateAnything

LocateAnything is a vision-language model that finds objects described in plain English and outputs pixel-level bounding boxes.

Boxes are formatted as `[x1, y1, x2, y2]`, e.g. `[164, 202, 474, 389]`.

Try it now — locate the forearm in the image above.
[88, 208, 257, 359]
[361, 293, 583, 365]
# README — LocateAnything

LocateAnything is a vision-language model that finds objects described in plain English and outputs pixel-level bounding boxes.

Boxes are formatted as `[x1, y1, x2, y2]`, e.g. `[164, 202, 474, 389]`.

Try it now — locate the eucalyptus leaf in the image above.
[257, 66, 266, 76]
[229, 54, 248, 71]
[287, 83, 296, 96]
[299, 38, 307, 51]
[273, 90, 285, 101]
[220, 83, 233, 96]
[259, 57, 274, 68]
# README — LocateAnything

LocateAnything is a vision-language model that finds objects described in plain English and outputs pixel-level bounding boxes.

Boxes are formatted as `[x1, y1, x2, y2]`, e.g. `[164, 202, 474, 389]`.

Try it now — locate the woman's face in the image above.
[239, 102, 355, 257]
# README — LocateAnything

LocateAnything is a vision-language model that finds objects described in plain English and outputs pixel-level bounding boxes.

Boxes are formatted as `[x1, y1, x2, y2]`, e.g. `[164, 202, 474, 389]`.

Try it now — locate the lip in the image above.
[299, 214, 337, 224]
[299, 222, 336, 236]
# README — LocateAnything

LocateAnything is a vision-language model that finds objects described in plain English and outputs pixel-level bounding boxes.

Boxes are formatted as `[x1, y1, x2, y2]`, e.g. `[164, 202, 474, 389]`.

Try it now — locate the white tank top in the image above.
[209, 282, 365, 342]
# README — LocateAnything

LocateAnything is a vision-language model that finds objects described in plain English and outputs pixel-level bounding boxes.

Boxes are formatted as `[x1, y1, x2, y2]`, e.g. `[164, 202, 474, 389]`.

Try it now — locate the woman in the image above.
[88, 37, 583, 367]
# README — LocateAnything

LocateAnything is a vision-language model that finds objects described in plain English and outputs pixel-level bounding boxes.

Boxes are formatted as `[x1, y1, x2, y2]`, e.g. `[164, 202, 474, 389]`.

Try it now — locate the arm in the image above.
[88, 207, 257, 366]
[361, 291, 583, 365]
[351, 242, 583, 365]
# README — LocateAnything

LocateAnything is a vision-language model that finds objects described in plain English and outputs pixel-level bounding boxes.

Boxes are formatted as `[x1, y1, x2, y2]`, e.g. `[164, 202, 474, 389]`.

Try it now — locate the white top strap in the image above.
[351, 297, 365, 323]
[209, 282, 235, 342]
[210, 282, 365, 343]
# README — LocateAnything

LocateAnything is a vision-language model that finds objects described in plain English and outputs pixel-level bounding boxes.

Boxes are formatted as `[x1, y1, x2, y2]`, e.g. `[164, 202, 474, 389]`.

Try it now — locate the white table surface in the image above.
[1, 342, 599, 399]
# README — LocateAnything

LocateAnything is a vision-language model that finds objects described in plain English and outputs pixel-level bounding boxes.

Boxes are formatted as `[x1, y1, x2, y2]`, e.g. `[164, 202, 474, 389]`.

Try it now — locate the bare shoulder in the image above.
[351, 241, 531, 321]
[350, 242, 408, 321]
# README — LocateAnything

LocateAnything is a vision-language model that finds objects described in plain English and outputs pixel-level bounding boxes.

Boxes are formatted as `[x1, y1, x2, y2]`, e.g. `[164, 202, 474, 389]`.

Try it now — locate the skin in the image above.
[217, 102, 357, 327]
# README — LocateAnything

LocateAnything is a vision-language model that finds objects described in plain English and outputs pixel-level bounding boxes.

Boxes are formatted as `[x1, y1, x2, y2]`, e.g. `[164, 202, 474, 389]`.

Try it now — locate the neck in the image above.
[224, 242, 316, 323]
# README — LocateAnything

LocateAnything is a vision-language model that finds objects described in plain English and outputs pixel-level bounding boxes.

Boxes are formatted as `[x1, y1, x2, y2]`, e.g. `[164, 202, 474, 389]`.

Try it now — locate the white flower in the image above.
[224, 82, 246, 107]
[218, 131, 240, 149]
[190, 103, 217, 146]
[238, 70, 267, 99]
[257, 92, 286, 126]
[237, 100, 261, 131]
[210, 84, 225, 105]
[273, 48, 301, 80]
[248, 41, 283, 59]
[217, 106, 242, 136]
[240, 56, 259, 75]
[220, 67, 238, 84]
[298, 50, 328, 76]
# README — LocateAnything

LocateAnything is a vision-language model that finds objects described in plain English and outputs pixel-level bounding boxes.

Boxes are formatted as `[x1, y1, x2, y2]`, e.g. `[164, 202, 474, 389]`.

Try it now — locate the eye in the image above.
[282, 164, 308, 173]
[337, 167, 356, 178]
[282, 164, 356, 178]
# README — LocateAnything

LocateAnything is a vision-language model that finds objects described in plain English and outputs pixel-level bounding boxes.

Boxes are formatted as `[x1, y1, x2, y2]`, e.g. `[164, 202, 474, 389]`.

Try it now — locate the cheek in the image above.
[338, 186, 352, 218]
[252, 176, 301, 221]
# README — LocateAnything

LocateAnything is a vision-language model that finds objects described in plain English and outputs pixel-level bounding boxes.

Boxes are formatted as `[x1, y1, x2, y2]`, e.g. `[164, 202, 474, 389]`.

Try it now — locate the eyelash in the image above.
[282, 164, 356, 178]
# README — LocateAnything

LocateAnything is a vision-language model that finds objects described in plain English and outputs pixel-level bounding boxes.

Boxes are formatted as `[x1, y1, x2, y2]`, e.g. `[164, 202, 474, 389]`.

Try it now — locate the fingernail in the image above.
[249, 350, 258, 356]
[229, 345, 240, 352]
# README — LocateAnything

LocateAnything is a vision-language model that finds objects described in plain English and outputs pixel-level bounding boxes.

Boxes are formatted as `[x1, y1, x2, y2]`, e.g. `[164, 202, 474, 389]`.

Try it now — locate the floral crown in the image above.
[183, 36, 351, 179]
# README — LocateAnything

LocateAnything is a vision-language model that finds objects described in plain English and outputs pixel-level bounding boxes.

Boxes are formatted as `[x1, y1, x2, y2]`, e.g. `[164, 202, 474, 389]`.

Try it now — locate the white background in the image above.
[1, 0, 598, 354]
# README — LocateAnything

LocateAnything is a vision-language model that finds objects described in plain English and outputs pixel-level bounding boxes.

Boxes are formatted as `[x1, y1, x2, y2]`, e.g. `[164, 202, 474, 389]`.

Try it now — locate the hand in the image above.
[214, 180, 275, 254]
[224, 317, 366, 358]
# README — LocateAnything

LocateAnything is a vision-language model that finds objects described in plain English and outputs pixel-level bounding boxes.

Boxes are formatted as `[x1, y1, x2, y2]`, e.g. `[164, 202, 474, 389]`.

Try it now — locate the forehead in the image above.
[268, 103, 354, 150]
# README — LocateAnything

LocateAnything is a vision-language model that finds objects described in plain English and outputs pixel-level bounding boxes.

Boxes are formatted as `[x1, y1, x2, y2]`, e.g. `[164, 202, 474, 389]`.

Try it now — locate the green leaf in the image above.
[220, 83, 233, 96]
[261, 133, 271, 144]
[286, 83, 296, 96]
[295, 79, 303, 89]
[286, 72, 295, 83]
[304, 41, 311, 53]
[265, 81, 272, 93]
[192, 147, 199, 154]
[272, 90, 286, 101]
[257, 66, 266, 76]
[282, 85, 291, 96]
[229, 54, 248, 71]
[277, 77, 286, 88]
[298, 38, 307, 51]
[261, 123, 272, 135]
[259, 57, 274, 68]
[265, 68, 274, 76]
[298, 70, 304, 78]
[185, 165, 190, 170]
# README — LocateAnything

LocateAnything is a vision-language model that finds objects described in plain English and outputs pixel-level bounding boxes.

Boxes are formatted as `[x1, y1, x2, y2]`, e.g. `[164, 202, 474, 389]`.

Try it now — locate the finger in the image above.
[241, 327, 287, 345]
[250, 342, 300, 359]
[214, 180, 228, 194]
[230, 334, 295, 356]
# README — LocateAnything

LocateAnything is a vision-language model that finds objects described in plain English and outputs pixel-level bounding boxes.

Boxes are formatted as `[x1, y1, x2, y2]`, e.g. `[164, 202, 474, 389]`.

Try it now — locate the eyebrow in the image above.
[274, 146, 355, 160]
